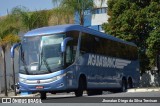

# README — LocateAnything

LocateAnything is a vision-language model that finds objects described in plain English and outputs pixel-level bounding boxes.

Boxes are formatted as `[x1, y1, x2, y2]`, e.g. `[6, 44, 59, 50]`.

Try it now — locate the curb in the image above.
[127, 88, 160, 93]
[10, 93, 40, 97]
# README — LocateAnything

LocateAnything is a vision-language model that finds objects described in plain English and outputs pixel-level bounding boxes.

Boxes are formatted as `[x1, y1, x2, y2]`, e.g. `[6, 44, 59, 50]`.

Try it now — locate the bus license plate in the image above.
[36, 86, 44, 89]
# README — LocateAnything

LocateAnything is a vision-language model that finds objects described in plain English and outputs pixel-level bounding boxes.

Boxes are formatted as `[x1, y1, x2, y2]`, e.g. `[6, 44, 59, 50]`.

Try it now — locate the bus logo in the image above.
[87, 54, 131, 69]
[37, 80, 40, 84]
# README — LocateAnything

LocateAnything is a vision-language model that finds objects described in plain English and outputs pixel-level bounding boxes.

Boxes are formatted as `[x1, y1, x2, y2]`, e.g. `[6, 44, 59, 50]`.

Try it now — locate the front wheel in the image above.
[40, 92, 47, 100]
[75, 78, 84, 97]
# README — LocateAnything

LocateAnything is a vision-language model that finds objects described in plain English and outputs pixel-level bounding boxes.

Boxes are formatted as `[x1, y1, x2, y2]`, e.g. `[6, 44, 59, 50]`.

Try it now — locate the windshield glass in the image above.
[19, 34, 64, 75]
[40, 34, 64, 72]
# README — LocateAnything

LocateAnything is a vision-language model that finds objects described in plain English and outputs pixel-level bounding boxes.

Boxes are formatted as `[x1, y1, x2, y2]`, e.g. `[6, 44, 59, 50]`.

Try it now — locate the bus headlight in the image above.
[39, 73, 66, 83]
[53, 73, 66, 81]
[19, 77, 26, 83]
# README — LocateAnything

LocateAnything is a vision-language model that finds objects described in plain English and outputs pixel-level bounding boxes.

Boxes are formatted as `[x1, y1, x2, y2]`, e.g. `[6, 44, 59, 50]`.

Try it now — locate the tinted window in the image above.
[80, 32, 138, 60]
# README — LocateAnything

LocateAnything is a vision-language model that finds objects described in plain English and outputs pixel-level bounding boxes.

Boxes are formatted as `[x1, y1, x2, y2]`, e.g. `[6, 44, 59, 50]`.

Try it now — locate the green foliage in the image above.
[102, 0, 160, 74]
[11, 6, 52, 31]
[0, 15, 20, 38]
[147, 28, 160, 67]
[60, 0, 95, 25]
[0, 14, 21, 96]
[0, 34, 20, 47]
[51, 0, 106, 25]
[0, 15, 20, 48]
[51, 6, 74, 25]
[52, 0, 105, 25]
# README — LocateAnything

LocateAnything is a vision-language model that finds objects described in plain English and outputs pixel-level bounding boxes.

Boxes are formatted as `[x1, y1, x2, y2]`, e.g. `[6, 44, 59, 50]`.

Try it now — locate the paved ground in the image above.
[127, 87, 160, 92]
[40, 91, 160, 103]
[0, 90, 160, 106]
[0, 91, 18, 97]
[0, 91, 38, 97]
[0, 87, 160, 97]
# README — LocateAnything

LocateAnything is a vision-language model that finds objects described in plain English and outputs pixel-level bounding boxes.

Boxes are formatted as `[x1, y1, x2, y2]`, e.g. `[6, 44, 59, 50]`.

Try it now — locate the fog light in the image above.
[57, 83, 64, 88]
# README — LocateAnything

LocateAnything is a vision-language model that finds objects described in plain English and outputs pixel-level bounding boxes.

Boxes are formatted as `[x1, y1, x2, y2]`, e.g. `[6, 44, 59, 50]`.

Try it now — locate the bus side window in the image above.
[80, 33, 95, 54]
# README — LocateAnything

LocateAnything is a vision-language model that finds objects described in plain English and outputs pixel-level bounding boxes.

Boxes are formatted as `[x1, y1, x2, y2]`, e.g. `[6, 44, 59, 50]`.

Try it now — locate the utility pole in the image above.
[157, 52, 160, 74]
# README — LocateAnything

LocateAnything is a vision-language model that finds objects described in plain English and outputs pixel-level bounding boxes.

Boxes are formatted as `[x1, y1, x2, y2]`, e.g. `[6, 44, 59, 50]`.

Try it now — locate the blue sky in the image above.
[0, 0, 54, 16]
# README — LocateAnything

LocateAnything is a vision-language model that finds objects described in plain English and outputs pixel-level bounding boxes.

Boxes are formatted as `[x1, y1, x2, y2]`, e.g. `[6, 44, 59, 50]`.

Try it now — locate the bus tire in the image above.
[40, 92, 47, 100]
[128, 78, 133, 89]
[121, 79, 127, 92]
[75, 78, 84, 97]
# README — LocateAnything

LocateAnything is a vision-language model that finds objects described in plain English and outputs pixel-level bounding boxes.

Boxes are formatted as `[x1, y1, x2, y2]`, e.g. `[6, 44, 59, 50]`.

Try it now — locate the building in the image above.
[74, 0, 109, 32]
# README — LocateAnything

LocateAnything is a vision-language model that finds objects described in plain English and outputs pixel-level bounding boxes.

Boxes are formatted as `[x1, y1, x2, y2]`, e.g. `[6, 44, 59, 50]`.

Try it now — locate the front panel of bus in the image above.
[19, 33, 78, 93]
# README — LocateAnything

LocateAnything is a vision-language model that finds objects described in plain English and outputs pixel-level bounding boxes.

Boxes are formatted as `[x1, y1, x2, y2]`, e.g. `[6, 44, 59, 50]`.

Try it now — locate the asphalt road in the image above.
[41, 91, 160, 104]
[0, 92, 160, 106]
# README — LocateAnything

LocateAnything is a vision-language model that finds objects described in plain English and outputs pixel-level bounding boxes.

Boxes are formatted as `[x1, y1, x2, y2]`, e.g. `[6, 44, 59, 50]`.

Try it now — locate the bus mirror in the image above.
[61, 37, 73, 52]
[10, 43, 21, 58]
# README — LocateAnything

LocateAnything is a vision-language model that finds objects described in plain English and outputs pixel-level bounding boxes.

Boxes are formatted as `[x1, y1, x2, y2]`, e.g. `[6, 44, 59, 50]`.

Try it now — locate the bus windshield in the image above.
[19, 34, 64, 75]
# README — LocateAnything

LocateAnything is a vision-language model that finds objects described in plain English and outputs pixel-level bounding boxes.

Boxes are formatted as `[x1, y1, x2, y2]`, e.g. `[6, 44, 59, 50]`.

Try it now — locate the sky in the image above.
[0, 0, 54, 16]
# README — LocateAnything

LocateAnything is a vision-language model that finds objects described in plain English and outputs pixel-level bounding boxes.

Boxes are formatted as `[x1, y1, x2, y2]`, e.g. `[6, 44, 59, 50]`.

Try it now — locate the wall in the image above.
[140, 71, 160, 87]
[0, 47, 19, 93]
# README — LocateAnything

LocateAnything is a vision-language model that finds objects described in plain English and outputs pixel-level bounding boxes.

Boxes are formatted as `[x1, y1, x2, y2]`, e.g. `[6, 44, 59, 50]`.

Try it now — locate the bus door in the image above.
[65, 31, 79, 88]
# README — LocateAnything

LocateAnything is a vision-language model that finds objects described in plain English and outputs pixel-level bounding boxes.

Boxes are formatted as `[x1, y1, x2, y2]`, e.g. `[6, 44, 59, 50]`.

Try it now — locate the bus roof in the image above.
[24, 24, 136, 47]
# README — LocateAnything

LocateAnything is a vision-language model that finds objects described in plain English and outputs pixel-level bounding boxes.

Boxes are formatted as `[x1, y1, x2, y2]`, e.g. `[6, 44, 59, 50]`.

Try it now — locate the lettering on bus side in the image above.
[87, 54, 131, 69]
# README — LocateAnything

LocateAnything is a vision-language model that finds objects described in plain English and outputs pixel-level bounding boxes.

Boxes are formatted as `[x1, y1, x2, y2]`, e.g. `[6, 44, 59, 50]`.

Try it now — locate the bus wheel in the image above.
[128, 78, 133, 89]
[75, 78, 84, 97]
[121, 79, 127, 92]
[40, 92, 47, 100]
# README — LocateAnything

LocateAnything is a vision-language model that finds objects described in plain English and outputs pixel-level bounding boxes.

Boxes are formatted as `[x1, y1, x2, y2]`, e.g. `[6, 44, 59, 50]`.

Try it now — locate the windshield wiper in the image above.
[21, 56, 29, 75]
[39, 54, 52, 73]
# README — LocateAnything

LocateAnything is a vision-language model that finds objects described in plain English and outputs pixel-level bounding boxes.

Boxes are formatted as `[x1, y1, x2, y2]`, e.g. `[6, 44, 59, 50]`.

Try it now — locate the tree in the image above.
[50, 6, 74, 25]
[146, 2, 160, 69]
[52, 0, 105, 26]
[0, 15, 20, 96]
[102, 0, 160, 74]
[11, 6, 52, 31]
[147, 28, 160, 68]
[62, 0, 94, 25]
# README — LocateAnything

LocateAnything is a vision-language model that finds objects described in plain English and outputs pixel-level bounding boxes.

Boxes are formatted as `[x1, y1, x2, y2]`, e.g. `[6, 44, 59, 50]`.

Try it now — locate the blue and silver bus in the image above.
[11, 24, 140, 99]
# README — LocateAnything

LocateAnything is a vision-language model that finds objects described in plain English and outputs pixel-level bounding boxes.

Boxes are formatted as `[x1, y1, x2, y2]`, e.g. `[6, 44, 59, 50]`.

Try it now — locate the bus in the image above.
[11, 24, 140, 99]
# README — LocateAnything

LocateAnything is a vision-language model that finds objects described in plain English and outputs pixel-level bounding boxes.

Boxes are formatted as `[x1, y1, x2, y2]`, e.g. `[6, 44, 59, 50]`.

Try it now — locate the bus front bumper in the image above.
[19, 76, 67, 92]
